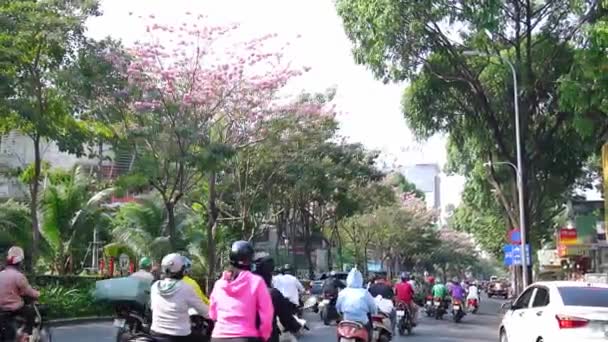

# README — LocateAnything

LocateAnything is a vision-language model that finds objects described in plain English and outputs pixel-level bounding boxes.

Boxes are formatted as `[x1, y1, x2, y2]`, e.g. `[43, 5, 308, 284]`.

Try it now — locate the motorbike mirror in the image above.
[500, 301, 513, 313]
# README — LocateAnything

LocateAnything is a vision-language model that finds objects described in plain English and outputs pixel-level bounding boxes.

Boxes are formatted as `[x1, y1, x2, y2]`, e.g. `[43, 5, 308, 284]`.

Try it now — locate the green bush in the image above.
[38, 283, 112, 319]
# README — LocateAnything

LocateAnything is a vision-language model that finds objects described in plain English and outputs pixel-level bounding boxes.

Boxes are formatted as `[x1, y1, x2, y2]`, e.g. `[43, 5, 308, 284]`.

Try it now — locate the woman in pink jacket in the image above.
[209, 241, 274, 342]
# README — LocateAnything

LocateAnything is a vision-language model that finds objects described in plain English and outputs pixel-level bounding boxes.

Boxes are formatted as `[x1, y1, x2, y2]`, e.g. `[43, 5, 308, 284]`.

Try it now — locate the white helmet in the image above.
[161, 253, 185, 275]
[7, 246, 24, 265]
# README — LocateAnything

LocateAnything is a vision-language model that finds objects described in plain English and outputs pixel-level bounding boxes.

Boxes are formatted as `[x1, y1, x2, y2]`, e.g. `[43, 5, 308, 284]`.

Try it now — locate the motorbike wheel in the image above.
[398, 320, 405, 336]
[378, 332, 390, 342]
[38, 327, 52, 342]
[453, 312, 463, 323]
[116, 327, 134, 342]
[313, 304, 319, 314]
[321, 307, 330, 326]
[472, 307, 478, 314]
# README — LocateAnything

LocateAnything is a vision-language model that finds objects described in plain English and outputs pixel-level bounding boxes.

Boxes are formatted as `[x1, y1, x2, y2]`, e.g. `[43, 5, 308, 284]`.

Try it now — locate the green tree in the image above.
[0, 199, 31, 253]
[0, 0, 100, 265]
[336, 0, 608, 281]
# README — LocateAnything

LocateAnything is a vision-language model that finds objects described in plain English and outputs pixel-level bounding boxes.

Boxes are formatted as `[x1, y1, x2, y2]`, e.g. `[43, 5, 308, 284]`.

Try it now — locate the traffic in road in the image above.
[53, 295, 505, 342]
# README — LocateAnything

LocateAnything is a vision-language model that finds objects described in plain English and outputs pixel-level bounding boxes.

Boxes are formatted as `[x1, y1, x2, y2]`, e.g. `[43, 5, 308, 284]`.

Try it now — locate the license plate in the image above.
[321, 299, 330, 304]
[340, 339, 355, 342]
[396, 310, 405, 317]
[113, 318, 126, 328]
[453, 305, 460, 310]
[434, 301, 441, 306]
[426, 301, 432, 306]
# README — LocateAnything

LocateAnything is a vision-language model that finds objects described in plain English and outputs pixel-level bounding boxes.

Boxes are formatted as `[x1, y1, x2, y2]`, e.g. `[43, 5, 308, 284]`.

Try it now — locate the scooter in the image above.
[114, 303, 150, 342]
[467, 298, 479, 314]
[424, 296, 434, 317]
[433, 297, 446, 320]
[337, 320, 369, 342]
[0, 298, 52, 342]
[125, 310, 212, 342]
[277, 315, 309, 342]
[395, 302, 412, 336]
[318, 292, 340, 325]
[451, 300, 465, 323]
[371, 313, 392, 342]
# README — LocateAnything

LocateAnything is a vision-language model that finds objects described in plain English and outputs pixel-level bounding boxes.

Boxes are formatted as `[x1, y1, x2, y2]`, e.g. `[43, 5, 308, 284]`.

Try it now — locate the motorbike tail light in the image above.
[556, 314, 589, 329]
[453, 300, 462, 305]
[426, 296, 433, 300]
[372, 315, 384, 323]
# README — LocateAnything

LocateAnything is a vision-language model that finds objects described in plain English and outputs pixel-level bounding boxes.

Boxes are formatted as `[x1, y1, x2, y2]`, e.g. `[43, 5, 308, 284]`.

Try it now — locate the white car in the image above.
[499, 281, 608, 342]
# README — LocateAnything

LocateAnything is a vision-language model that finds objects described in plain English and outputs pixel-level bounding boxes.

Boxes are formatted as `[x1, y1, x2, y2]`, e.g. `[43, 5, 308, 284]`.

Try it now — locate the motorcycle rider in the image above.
[131, 257, 155, 284]
[0, 246, 39, 340]
[449, 277, 466, 305]
[394, 272, 417, 326]
[431, 278, 449, 310]
[368, 274, 396, 333]
[336, 268, 377, 340]
[209, 240, 273, 342]
[253, 254, 303, 342]
[466, 281, 480, 307]
[322, 270, 345, 299]
[181, 256, 210, 305]
[150, 253, 209, 341]
[272, 264, 304, 315]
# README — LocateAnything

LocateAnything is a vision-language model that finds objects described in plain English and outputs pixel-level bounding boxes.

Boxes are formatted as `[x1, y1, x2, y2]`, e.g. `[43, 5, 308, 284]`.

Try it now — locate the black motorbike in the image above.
[0, 298, 52, 342]
[319, 292, 340, 326]
[125, 312, 213, 342]
[396, 302, 413, 336]
[114, 303, 151, 342]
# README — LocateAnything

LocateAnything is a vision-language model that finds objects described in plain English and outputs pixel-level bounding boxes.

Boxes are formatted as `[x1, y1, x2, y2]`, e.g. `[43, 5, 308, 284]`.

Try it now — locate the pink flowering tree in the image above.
[122, 14, 315, 277]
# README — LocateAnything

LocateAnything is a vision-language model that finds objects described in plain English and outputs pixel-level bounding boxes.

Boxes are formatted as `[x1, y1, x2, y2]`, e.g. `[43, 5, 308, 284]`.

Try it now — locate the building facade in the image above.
[402, 163, 441, 210]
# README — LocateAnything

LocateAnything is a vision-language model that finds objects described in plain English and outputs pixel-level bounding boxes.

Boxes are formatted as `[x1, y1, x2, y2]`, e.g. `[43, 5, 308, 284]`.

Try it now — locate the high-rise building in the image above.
[402, 163, 441, 210]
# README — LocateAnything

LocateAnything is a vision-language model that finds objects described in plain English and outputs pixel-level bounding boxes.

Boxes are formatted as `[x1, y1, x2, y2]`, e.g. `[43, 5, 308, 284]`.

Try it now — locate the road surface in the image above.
[54, 296, 504, 342]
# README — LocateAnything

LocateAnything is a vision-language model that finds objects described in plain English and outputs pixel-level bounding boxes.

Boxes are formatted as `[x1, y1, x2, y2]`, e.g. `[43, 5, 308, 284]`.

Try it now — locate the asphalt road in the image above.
[53, 296, 505, 342]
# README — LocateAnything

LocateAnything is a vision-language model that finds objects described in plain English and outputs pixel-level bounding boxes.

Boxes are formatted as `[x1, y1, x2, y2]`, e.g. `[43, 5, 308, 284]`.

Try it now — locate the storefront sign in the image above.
[558, 244, 590, 257]
[537, 249, 560, 267]
[559, 228, 578, 245]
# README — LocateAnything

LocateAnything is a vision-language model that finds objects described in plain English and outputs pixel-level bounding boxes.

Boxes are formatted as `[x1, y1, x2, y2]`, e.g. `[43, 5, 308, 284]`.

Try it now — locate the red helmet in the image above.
[427, 276, 435, 284]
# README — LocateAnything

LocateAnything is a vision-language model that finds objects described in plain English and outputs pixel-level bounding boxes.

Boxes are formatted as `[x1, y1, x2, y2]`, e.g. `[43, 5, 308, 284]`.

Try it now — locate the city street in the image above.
[54, 296, 504, 342]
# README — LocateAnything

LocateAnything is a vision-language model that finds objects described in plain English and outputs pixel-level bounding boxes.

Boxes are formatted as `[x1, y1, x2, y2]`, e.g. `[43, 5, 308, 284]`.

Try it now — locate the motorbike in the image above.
[114, 303, 151, 342]
[337, 320, 369, 342]
[395, 302, 412, 336]
[278, 315, 309, 342]
[451, 299, 465, 323]
[0, 300, 52, 342]
[466, 298, 479, 314]
[318, 292, 340, 326]
[423, 296, 434, 317]
[125, 310, 213, 342]
[433, 297, 446, 320]
[371, 313, 392, 342]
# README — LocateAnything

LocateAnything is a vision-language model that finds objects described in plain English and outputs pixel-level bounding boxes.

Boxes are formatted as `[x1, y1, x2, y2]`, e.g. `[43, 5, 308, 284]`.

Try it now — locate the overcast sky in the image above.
[87, 0, 466, 207]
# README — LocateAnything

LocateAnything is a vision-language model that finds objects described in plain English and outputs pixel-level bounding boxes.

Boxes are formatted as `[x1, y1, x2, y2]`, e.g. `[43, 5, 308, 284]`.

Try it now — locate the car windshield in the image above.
[558, 286, 608, 308]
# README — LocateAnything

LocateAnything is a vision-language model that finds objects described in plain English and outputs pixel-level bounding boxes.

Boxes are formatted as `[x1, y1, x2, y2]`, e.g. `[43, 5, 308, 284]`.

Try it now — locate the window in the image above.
[513, 288, 535, 310]
[532, 287, 550, 307]
[558, 287, 608, 308]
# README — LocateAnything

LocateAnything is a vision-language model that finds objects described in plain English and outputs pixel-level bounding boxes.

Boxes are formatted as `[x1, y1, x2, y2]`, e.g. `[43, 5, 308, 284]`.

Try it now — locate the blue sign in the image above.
[503, 244, 531, 266]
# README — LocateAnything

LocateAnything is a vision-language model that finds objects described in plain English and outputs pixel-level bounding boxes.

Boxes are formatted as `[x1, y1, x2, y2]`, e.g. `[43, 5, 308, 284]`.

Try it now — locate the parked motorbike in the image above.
[0, 298, 52, 342]
[423, 296, 434, 317]
[395, 302, 412, 336]
[467, 298, 479, 314]
[114, 303, 151, 342]
[337, 320, 369, 342]
[451, 300, 465, 323]
[433, 297, 446, 320]
[371, 313, 392, 342]
[319, 292, 340, 326]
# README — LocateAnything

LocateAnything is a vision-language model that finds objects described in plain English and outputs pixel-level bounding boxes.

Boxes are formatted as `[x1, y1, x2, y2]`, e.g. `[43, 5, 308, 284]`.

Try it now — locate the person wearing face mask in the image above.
[208, 241, 274, 342]
[253, 254, 303, 342]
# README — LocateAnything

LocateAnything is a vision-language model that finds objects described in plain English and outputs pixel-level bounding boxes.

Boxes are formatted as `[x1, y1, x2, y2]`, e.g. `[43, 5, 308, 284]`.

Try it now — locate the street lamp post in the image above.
[465, 50, 529, 288]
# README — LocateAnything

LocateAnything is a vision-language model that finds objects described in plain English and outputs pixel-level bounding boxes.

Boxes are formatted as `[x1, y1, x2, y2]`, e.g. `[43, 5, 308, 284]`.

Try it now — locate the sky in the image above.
[86, 0, 465, 207]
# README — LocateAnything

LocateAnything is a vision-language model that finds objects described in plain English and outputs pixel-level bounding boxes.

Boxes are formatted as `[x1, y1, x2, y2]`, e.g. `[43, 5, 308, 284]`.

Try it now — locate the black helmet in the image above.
[253, 255, 275, 287]
[283, 264, 292, 274]
[229, 240, 254, 270]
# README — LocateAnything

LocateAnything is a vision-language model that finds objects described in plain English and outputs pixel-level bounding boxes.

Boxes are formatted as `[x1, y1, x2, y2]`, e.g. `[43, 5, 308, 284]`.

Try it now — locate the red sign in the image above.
[508, 229, 521, 244]
[559, 228, 578, 245]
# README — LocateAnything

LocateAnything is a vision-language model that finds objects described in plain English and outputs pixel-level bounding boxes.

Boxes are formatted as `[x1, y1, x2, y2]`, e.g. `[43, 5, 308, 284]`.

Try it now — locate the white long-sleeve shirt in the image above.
[150, 279, 209, 336]
[273, 274, 304, 306]
[466, 285, 480, 300]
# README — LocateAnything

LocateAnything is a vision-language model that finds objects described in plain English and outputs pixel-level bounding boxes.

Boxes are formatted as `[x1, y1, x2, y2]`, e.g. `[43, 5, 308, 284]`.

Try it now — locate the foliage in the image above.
[39, 284, 111, 319]
[40, 167, 113, 274]
[0, 199, 31, 252]
[335, 0, 608, 259]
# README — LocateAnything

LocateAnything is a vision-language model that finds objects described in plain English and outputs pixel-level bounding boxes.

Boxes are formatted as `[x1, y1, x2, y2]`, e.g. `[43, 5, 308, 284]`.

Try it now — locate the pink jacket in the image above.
[209, 270, 274, 341]
[0, 267, 40, 311]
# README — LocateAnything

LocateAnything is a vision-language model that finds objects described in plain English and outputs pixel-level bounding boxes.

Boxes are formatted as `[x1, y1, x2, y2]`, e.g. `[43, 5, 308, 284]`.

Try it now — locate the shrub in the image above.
[37, 281, 112, 319]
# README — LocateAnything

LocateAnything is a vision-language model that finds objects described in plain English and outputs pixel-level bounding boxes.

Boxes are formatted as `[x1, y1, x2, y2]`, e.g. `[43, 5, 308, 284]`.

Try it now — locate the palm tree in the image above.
[0, 200, 32, 255]
[40, 166, 113, 274]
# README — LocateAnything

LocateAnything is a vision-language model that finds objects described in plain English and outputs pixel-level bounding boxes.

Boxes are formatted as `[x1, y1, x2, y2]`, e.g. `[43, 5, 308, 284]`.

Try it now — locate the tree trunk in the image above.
[301, 208, 314, 278]
[29, 135, 41, 272]
[166, 201, 176, 248]
[97, 140, 103, 183]
[206, 171, 219, 291]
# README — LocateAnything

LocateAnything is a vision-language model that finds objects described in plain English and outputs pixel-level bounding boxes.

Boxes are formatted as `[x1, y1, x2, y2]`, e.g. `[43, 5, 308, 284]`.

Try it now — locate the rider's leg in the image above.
[13, 304, 35, 335]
